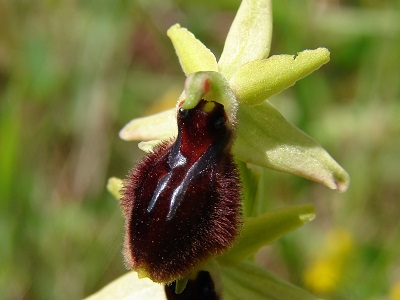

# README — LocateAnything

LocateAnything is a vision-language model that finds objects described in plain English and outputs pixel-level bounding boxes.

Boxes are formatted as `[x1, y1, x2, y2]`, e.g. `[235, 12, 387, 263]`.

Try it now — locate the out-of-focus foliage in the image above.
[0, 0, 399, 299]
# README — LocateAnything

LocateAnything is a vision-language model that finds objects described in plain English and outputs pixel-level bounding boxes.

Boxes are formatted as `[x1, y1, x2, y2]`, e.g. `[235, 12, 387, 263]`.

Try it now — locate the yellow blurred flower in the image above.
[303, 229, 354, 295]
[390, 281, 400, 300]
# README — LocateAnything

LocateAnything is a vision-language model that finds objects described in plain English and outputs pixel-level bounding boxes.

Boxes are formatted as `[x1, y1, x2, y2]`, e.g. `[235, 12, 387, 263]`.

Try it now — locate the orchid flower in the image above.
[86, 0, 349, 299]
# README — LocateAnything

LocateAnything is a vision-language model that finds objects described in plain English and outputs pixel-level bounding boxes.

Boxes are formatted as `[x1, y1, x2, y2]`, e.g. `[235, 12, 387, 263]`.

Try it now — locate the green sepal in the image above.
[234, 101, 350, 191]
[218, 0, 273, 80]
[167, 24, 218, 76]
[218, 204, 315, 266]
[237, 161, 261, 218]
[221, 261, 318, 300]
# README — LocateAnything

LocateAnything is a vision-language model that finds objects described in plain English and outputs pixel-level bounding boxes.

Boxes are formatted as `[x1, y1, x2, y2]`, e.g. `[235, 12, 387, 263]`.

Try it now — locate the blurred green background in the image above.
[1, 0, 399, 299]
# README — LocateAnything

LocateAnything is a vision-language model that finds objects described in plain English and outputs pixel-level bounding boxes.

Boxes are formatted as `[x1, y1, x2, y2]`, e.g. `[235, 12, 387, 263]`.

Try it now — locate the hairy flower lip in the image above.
[120, 99, 242, 283]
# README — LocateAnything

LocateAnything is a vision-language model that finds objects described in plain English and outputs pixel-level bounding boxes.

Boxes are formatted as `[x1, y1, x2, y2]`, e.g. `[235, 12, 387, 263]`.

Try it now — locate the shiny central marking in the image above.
[145, 100, 229, 221]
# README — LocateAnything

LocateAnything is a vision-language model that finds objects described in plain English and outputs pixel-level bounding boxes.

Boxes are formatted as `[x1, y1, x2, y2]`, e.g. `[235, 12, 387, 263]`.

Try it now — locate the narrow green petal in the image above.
[234, 102, 350, 192]
[119, 108, 177, 142]
[167, 24, 218, 76]
[106, 177, 123, 200]
[222, 262, 318, 300]
[83, 271, 166, 300]
[230, 48, 330, 106]
[218, 204, 315, 265]
[218, 0, 272, 80]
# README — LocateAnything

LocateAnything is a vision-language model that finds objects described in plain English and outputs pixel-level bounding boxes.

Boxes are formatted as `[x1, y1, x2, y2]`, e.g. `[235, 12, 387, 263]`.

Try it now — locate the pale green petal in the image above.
[234, 102, 350, 192]
[167, 24, 218, 76]
[106, 177, 123, 200]
[218, 204, 315, 265]
[119, 108, 177, 142]
[218, 0, 272, 80]
[84, 271, 166, 300]
[230, 48, 330, 106]
[138, 140, 163, 152]
[222, 262, 318, 300]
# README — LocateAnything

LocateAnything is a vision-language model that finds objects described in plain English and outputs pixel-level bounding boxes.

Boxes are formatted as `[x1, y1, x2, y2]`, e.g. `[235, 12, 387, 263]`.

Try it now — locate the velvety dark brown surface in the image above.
[120, 100, 241, 282]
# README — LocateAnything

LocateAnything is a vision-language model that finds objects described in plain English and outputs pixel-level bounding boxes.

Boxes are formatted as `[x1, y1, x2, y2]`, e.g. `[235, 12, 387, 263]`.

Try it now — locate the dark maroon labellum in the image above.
[120, 100, 241, 283]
